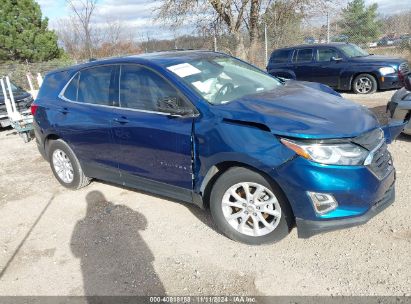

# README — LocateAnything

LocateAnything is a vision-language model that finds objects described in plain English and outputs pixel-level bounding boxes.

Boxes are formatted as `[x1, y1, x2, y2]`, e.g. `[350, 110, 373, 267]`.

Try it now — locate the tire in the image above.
[48, 139, 90, 189]
[352, 73, 377, 94]
[209, 167, 294, 245]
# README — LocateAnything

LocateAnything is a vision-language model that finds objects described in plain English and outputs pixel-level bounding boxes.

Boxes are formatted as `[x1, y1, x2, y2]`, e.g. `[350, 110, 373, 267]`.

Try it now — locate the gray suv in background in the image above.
[387, 73, 411, 135]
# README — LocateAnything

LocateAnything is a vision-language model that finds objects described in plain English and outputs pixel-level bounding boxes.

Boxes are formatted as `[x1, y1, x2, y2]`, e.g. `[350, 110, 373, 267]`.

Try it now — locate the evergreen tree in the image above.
[338, 0, 381, 45]
[0, 0, 61, 62]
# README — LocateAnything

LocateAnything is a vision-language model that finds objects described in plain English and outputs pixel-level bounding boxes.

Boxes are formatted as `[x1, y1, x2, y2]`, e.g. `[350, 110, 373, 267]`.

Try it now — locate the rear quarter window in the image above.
[270, 49, 292, 63]
[62, 73, 79, 101]
[37, 70, 73, 100]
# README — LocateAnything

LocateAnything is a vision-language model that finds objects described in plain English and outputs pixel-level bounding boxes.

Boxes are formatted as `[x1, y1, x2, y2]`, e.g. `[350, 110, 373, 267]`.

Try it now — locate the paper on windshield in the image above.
[192, 79, 214, 93]
[167, 63, 201, 78]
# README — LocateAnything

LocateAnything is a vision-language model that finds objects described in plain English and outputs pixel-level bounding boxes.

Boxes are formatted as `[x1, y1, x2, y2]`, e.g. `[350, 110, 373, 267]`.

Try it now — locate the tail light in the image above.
[30, 104, 39, 116]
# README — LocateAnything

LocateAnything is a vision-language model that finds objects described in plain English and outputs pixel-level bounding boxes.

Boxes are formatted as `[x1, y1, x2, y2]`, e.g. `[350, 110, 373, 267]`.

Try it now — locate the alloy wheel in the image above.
[221, 182, 282, 237]
[52, 149, 74, 183]
[355, 77, 373, 94]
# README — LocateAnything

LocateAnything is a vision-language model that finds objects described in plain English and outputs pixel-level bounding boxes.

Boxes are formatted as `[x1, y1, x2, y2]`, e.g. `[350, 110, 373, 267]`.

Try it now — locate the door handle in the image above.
[113, 117, 129, 124]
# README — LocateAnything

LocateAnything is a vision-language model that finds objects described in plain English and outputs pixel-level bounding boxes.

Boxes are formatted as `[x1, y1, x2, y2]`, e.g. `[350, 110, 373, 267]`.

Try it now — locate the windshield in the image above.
[338, 44, 369, 58]
[165, 56, 282, 104]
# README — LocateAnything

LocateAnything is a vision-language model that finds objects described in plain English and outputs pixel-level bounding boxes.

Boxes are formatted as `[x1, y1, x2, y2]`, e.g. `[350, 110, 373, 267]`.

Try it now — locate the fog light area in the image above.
[307, 192, 338, 215]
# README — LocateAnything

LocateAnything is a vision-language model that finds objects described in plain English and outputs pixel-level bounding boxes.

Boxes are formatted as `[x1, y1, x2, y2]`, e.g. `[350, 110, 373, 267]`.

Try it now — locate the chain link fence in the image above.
[144, 7, 411, 69]
[1, 6, 410, 87]
[0, 59, 74, 90]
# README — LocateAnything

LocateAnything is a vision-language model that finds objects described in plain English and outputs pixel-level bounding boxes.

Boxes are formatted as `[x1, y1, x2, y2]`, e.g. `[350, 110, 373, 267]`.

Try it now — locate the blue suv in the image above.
[267, 43, 409, 94]
[32, 51, 405, 244]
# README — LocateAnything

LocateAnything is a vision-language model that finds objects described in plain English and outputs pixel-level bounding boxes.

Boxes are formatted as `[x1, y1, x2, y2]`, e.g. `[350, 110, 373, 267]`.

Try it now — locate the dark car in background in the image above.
[0, 81, 33, 127]
[267, 43, 409, 94]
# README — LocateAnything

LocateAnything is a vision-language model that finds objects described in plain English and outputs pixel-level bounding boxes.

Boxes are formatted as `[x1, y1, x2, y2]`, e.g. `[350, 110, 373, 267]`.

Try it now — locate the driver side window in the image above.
[119, 65, 188, 113]
[317, 48, 341, 62]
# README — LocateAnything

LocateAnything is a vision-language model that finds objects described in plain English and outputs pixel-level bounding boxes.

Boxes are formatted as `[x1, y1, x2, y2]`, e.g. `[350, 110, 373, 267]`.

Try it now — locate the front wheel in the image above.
[352, 73, 377, 94]
[210, 167, 293, 245]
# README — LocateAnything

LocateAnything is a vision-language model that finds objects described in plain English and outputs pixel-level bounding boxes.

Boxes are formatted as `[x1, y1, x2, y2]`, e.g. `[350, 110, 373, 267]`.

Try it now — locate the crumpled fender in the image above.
[381, 120, 408, 144]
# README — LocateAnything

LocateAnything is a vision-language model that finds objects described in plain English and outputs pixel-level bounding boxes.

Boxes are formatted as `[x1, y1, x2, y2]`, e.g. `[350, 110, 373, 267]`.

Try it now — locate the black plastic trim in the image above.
[296, 183, 395, 239]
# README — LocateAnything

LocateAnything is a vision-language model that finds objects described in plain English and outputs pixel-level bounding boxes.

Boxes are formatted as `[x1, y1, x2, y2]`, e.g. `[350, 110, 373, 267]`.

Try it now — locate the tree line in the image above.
[0, 0, 410, 65]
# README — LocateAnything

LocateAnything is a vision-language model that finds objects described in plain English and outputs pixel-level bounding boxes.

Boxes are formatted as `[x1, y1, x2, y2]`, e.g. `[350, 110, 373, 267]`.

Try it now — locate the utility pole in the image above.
[327, 11, 330, 43]
[264, 22, 268, 66]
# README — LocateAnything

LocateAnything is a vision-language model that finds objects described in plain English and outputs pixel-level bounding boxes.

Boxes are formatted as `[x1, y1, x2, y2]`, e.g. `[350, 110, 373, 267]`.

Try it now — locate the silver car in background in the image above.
[387, 73, 411, 135]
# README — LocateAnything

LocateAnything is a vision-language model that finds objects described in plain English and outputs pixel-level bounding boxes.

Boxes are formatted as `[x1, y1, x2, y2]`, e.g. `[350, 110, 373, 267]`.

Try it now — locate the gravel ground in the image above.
[0, 90, 410, 296]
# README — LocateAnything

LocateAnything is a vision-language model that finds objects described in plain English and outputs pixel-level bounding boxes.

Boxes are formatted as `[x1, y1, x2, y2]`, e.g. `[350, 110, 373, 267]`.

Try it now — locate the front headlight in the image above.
[379, 67, 396, 75]
[280, 138, 369, 166]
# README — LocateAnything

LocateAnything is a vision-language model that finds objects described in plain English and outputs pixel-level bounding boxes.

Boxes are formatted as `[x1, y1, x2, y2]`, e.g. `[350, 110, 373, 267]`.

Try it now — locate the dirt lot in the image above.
[0, 90, 410, 296]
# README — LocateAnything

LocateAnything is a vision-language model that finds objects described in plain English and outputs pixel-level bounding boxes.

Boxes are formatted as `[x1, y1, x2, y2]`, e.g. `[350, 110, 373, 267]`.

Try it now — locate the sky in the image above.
[37, 0, 411, 40]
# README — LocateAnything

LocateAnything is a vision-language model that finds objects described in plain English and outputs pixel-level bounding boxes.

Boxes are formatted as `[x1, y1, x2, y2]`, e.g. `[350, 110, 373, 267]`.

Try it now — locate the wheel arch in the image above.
[350, 72, 380, 91]
[199, 161, 295, 222]
[43, 133, 61, 158]
[268, 69, 296, 80]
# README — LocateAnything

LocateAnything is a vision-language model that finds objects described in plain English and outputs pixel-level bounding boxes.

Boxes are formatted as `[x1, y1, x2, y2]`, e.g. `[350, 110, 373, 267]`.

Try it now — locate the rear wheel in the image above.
[210, 167, 293, 245]
[352, 73, 377, 94]
[48, 139, 90, 189]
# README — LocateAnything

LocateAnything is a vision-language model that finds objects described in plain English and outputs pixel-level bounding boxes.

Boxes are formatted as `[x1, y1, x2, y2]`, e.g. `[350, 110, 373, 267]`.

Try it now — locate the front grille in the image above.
[399, 62, 409, 75]
[367, 142, 393, 180]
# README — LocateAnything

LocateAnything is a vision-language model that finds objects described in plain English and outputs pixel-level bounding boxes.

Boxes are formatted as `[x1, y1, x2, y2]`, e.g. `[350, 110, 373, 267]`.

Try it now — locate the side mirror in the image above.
[157, 97, 194, 116]
[331, 56, 343, 62]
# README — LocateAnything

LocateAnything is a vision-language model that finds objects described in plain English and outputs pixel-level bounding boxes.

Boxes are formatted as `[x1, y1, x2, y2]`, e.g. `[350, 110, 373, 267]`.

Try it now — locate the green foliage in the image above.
[338, 0, 382, 45]
[0, 0, 62, 62]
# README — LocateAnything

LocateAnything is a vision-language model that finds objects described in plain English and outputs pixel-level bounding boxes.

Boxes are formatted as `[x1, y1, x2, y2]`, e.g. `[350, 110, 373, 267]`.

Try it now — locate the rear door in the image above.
[56, 65, 120, 181]
[292, 48, 317, 81]
[111, 64, 195, 195]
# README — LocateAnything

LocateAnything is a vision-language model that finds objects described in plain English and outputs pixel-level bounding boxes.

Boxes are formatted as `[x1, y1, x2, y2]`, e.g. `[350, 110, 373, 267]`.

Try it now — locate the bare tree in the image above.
[157, 0, 335, 62]
[66, 0, 98, 58]
[157, 0, 259, 59]
[56, 16, 85, 61]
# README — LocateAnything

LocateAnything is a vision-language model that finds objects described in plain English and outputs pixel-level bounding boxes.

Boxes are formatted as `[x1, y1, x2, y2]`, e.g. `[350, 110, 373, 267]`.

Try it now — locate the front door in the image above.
[314, 48, 345, 88]
[111, 64, 195, 195]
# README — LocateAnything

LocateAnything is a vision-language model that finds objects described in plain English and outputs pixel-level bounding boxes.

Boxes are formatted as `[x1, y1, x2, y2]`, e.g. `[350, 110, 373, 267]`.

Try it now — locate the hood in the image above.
[349, 55, 405, 65]
[213, 81, 379, 139]
[292, 80, 342, 97]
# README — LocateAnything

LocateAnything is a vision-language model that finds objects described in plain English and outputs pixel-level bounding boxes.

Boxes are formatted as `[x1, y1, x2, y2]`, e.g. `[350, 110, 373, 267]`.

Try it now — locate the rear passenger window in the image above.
[63, 73, 79, 101]
[270, 50, 291, 63]
[120, 65, 182, 112]
[77, 66, 115, 106]
[294, 49, 313, 63]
